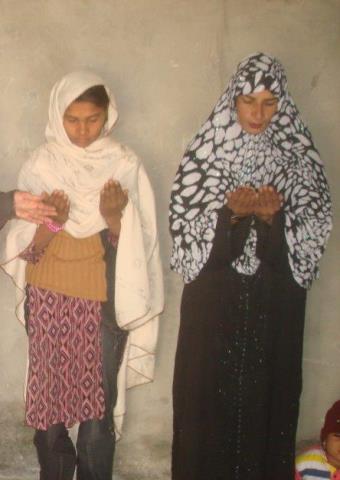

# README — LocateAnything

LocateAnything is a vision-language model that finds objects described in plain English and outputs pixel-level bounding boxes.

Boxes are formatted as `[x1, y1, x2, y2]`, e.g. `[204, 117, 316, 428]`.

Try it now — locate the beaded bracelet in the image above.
[45, 221, 64, 233]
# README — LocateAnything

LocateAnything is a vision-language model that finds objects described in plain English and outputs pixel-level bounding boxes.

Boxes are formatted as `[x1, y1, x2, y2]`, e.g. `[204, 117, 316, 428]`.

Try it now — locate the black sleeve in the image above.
[0, 191, 15, 229]
[254, 209, 291, 275]
[203, 206, 252, 271]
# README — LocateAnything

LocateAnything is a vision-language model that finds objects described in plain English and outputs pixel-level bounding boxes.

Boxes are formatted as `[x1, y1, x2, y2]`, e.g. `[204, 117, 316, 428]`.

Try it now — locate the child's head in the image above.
[63, 85, 110, 148]
[46, 71, 118, 149]
[321, 400, 340, 469]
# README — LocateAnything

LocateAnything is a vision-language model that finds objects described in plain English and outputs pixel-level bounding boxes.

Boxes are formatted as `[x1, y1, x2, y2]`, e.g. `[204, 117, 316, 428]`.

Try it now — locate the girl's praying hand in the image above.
[100, 179, 128, 236]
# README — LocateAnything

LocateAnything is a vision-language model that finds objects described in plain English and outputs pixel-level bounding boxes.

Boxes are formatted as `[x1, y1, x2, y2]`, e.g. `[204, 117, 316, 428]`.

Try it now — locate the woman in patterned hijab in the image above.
[170, 53, 332, 480]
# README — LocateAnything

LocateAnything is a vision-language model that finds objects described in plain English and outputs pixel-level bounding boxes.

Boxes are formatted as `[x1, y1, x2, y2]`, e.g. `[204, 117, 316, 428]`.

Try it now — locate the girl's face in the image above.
[325, 433, 340, 469]
[235, 89, 278, 135]
[63, 100, 108, 148]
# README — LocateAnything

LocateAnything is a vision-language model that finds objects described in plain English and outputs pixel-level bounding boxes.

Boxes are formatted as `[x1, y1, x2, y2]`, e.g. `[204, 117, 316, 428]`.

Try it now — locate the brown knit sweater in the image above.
[26, 230, 107, 301]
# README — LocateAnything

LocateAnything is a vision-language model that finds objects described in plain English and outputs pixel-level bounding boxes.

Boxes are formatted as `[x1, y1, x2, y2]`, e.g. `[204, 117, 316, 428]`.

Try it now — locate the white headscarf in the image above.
[19, 70, 125, 238]
[0, 71, 164, 436]
[45, 70, 118, 148]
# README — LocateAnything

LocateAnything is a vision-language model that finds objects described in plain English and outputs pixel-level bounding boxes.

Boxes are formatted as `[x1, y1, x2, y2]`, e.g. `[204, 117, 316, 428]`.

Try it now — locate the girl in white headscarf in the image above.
[170, 53, 331, 480]
[0, 71, 163, 480]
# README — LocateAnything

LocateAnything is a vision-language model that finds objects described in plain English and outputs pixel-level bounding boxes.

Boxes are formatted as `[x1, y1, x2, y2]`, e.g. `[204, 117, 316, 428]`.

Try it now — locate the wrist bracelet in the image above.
[45, 221, 64, 233]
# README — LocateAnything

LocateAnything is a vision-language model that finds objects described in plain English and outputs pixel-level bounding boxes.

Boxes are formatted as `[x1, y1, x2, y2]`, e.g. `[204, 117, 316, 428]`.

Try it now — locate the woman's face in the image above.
[63, 100, 107, 148]
[236, 90, 278, 135]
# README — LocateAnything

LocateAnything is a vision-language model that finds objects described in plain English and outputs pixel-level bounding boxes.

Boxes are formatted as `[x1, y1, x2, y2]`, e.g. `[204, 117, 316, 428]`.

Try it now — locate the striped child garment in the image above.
[295, 445, 340, 480]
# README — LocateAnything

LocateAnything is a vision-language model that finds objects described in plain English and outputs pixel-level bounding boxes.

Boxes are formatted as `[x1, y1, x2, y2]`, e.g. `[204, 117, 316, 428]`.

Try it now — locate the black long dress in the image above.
[172, 207, 306, 480]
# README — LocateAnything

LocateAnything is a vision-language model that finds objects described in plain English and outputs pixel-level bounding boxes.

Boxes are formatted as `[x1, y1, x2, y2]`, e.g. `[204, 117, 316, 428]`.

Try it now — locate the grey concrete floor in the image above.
[0, 447, 170, 480]
[0, 444, 171, 479]
[0, 408, 171, 479]
[0, 422, 314, 480]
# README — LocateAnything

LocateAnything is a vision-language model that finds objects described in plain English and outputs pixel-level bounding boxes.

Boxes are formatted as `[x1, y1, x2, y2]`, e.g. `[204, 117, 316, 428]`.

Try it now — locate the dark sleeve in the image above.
[99, 229, 129, 338]
[100, 229, 117, 305]
[0, 191, 15, 229]
[254, 209, 291, 275]
[203, 206, 252, 271]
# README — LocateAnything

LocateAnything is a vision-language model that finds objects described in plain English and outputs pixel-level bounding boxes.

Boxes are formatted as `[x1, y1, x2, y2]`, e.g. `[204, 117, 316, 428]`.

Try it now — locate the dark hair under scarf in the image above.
[169, 52, 332, 288]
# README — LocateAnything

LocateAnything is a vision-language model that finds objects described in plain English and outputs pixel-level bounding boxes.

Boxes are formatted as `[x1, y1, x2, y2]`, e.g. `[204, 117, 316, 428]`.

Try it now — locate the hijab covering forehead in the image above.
[169, 52, 332, 288]
[0, 69, 164, 437]
[233, 52, 285, 98]
[20, 70, 126, 239]
[45, 70, 118, 148]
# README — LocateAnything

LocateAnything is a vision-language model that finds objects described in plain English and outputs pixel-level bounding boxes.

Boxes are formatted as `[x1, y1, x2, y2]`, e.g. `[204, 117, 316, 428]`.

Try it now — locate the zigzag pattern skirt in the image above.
[25, 285, 105, 430]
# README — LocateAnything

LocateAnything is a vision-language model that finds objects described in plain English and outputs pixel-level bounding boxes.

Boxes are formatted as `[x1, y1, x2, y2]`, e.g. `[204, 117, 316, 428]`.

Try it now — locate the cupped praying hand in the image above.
[226, 185, 283, 224]
[226, 186, 258, 218]
[44, 190, 70, 226]
[99, 179, 128, 235]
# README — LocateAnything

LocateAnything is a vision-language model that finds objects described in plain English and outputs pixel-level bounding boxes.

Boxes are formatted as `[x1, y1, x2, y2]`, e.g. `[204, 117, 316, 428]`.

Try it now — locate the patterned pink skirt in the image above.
[25, 286, 105, 430]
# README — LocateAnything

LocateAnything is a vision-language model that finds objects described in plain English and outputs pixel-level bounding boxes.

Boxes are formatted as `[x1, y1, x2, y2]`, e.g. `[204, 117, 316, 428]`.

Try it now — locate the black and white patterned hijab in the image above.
[169, 52, 332, 288]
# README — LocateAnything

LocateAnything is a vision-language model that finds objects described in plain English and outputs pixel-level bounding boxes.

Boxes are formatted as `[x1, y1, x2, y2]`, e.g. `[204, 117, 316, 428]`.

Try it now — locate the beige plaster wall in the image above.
[0, 0, 338, 476]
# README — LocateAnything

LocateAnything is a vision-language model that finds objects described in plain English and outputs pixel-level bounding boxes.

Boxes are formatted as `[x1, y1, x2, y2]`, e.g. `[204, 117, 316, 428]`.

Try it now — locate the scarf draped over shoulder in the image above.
[0, 70, 164, 436]
[169, 53, 332, 288]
